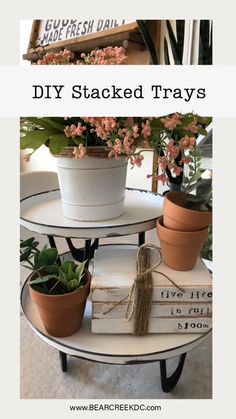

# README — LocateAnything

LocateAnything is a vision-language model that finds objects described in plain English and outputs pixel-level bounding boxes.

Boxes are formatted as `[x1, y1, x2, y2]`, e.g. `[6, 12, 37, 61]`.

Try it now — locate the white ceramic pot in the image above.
[55, 148, 128, 221]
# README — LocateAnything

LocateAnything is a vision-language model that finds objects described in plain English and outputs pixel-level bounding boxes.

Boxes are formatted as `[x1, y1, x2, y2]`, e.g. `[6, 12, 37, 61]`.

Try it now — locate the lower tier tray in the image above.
[21, 278, 212, 364]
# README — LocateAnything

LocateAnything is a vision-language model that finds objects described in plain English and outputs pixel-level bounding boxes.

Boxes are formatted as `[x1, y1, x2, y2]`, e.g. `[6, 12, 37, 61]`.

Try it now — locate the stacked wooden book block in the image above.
[91, 245, 212, 334]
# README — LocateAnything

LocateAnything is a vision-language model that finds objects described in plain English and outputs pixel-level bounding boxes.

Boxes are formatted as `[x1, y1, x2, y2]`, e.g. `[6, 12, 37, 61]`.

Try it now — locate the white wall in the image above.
[20, 20, 32, 64]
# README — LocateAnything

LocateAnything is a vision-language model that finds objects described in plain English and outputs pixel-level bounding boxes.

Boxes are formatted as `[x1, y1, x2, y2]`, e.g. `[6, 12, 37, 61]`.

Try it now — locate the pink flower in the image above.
[172, 166, 183, 176]
[157, 173, 168, 184]
[75, 123, 86, 136]
[35, 49, 74, 65]
[64, 123, 86, 138]
[141, 121, 151, 138]
[129, 155, 144, 168]
[132, 124, 139, 138]
[161, 113, 182, 131]
[184, 117, 199, 133]
[181, 156, 191, 165]
[147, 173, 168, 185]
[77, 47, 127, 65]
[179, 136, 196, 150]
[166, 139, 180, 159]
[113, 139, 123, 155]
[158, 156, 168, 170]
[73, 144, 87, 159]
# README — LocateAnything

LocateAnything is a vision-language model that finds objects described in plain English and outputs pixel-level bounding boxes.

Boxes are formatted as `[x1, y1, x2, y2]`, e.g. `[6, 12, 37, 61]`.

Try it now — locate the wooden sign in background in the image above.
[38, 19, 135, 45]
[24, 19, 146, 60]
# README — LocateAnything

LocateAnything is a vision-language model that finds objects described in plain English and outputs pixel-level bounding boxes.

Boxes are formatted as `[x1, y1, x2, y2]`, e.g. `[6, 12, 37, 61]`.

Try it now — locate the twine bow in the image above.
[126, 244, 186, 335]
[102, 243, 185, 336]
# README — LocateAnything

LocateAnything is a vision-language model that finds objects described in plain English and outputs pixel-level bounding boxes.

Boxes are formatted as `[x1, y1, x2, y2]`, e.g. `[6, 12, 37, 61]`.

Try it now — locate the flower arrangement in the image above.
[20, 114, 211, 177]
[33, 47, 127, 65]
[20, 117, 150, 167]
[148, 113, 212, 210]
[148, 113, 211, 185]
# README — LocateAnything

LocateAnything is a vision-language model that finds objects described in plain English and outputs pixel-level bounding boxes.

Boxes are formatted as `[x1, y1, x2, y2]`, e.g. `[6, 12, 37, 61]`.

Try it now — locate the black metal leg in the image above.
[47, 235, 57, 249]
[160, 353, 187, 392]
[59, 351, 67, 372]
[65, 238, 99, 262]
[84, 239, 92, 265]
[139, 232, 145, 246]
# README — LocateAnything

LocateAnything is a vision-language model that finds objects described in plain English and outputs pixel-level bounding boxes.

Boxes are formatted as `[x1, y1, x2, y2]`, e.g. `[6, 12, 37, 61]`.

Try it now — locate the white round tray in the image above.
[20, 188, 163, 239]
[21, 279, 211, 365]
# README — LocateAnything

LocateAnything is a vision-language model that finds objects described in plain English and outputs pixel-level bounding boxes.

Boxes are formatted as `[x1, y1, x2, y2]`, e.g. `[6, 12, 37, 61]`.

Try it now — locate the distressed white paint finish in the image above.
[91, 245, 212, 304]
[92, 302, 212, 319]
[20, 189, 163, 239]
[92, 317, 212, 334]
[21, 281, 211, 363]
[91, 245, 212, 333]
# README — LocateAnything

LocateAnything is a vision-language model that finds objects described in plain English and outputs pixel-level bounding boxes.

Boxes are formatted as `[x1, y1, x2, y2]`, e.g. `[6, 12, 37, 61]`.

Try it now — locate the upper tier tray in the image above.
[20, 188, 163, 239]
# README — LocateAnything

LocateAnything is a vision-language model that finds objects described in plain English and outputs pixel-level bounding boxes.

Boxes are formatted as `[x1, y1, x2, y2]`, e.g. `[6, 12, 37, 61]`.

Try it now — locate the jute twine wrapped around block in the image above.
[103, 244, 185, 336]
[126, 245, 153, 335]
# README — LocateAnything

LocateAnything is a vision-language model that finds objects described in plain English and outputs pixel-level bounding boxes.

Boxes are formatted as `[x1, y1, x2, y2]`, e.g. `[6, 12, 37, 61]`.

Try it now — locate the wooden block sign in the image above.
[91, 245, 212, 334]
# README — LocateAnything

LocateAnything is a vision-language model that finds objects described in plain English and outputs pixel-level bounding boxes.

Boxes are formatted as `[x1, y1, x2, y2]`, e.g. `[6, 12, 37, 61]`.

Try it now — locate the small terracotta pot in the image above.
[163, 191, 212, 231]
[29, 269, 91, 337]
[157, 216, 208, 271]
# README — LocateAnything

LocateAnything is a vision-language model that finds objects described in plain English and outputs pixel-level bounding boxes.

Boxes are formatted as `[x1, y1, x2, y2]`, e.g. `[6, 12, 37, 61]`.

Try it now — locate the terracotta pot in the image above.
[163, 191, 212, 231]
[157, 216, 208, 271]
[29, 269, 91, 337]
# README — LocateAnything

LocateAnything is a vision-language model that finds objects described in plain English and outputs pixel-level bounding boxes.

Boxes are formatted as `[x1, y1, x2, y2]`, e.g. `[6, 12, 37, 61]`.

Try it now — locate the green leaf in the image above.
[188, 164, 195, 170]
[61, 260, 75, 274]
[43, 117, 65, 132]
[45, 265, 59, 274]
[34, 252, 40, 269]
[38, 248, 58, 267]
[67, 264, 76, 280]
[20, 129, 54, 151]
[75, 260, 87, 280]
[20, 237, 35, 248]
[20, 248, 31, 262]
[58, 276, 68, 289]
[24, 117, 63, 133]
[150, 118, 164, 130]
[198, 127, 207, 135]
[32, 241, 39, 248]
[59, 268, 67, 279]
[68, 278, 80, 291]
[29, 275, 52, 285]
[71, 138, 84, 146]
[49, 135, 69, 155]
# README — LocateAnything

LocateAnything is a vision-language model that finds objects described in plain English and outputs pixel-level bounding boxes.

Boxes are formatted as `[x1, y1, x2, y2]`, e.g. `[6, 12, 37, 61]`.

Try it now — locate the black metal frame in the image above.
[160, 353, 187, 392]
[47, 233, 146, 264]
[59, 350, 187, 393]
[136, 20, 158, 64]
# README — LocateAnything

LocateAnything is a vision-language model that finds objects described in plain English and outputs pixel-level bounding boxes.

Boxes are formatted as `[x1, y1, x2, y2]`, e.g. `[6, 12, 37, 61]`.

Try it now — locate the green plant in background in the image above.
[200, 224, 212, 261]
[20, 237, 86, 294]
[148, 114, 212, 188]
[181, 144, 212, 211]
